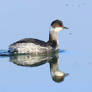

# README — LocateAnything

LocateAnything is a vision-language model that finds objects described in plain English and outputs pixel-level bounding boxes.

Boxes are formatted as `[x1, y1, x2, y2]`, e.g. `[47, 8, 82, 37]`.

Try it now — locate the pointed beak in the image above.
[63, 26, 69, 29]
[64, 73, 69, 77]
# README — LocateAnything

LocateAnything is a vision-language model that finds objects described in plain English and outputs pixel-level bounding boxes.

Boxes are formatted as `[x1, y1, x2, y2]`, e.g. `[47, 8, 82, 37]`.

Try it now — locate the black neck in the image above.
[48, 29, 59, 49]
[49, 54, 59, 72]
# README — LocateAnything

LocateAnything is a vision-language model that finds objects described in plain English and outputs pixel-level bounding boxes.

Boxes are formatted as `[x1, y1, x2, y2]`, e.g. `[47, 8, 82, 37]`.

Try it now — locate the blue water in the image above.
[0, 0, 92, 92]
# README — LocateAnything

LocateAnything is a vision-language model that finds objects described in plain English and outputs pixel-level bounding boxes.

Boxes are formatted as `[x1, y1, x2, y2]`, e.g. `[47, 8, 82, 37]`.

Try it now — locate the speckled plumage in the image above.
[9, 38, 53, 54]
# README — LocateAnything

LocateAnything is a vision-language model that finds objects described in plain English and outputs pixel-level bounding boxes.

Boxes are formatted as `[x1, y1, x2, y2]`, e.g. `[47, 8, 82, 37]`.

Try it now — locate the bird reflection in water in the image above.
[9, 52, 68, 83]
[49, 54, 68, 82]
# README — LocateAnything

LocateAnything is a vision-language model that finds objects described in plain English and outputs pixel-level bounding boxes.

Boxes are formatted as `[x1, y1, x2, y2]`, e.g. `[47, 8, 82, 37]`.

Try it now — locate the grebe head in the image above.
[49, 20, 68, 49]
[51, 20, 68, 32]
[52, 71, 65, 82]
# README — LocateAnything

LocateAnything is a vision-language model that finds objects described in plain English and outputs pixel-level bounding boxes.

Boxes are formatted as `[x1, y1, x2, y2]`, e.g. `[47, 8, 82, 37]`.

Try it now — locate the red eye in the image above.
[58, 25, 62, 27]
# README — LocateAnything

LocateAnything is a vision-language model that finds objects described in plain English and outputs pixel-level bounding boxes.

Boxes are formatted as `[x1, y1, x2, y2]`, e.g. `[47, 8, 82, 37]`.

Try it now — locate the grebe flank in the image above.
[8, 20, 68, 54]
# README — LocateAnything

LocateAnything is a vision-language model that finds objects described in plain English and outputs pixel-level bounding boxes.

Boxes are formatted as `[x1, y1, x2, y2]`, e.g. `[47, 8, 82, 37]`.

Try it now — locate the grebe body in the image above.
[9, 20, 68, 54]
[9, 38, 53, 54]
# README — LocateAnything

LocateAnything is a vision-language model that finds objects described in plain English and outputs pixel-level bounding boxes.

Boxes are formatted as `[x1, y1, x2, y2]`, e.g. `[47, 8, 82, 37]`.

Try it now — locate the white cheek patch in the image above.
[54, 71, 64, 76]
[54, 27, 63, 32]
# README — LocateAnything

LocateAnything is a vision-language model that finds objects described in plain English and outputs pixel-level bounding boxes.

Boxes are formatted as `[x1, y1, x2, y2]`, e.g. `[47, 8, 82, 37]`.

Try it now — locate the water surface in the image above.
[0, 0, 92, 92]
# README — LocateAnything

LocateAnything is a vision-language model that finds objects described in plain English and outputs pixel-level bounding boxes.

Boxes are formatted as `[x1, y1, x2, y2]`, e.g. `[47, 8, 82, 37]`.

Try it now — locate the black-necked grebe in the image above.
[8, 20, 68, 54]
[10, 52, 67, 82]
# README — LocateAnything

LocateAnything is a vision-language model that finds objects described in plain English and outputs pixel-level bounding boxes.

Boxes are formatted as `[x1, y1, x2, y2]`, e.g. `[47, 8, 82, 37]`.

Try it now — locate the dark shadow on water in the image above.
[0, 49, 69, 83]
[0, 50, 10, 56]
[59, 49, 66, 53]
